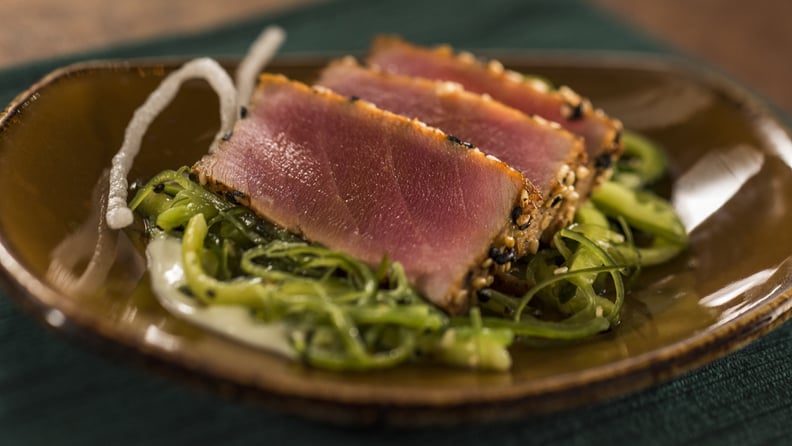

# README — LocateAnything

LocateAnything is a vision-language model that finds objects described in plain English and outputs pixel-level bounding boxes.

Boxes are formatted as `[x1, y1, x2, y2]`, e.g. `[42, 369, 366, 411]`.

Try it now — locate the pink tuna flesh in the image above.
[193, 74, 526, 313]
[318, 58, 585, 203]
[367, 37, 622, 177]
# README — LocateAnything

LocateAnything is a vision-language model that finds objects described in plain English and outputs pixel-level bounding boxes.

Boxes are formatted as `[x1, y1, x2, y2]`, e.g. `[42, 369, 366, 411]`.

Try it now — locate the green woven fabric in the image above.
[1, 0, 790, 444]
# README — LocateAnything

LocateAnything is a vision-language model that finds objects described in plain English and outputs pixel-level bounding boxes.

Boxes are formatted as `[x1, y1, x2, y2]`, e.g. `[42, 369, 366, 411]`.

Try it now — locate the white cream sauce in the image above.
[145, 232, 296, 359]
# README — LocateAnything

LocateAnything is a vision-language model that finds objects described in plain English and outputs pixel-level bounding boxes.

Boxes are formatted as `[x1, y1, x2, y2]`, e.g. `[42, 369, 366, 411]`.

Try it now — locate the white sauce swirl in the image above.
[146, 232, 295, 358]
[106, 27, 287, 230]
[106, 58, 237, 229]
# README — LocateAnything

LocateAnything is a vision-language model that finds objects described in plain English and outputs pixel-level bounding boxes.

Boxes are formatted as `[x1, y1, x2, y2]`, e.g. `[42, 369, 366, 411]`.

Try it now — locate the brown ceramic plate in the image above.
[1, 54, 791, 425]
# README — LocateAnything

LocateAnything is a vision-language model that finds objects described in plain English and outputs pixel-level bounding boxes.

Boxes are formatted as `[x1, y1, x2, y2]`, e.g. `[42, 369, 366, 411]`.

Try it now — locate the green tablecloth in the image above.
[2, 0, 790, 444]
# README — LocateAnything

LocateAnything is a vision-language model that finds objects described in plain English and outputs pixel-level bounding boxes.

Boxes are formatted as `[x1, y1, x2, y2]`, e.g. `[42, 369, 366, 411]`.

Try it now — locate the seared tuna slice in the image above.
[368, 36, 623, 194]
[193, 74, 542, 314]
[318, 58, 586, 243]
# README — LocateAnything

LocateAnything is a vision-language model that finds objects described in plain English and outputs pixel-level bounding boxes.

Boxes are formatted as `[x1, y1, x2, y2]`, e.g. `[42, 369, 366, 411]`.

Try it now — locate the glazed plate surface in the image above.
[1, 54, 791, 424]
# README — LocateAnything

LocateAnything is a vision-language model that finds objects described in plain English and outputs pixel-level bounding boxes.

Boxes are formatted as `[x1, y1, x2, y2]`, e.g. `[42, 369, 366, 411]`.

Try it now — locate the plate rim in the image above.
[1, 51, 791, 424]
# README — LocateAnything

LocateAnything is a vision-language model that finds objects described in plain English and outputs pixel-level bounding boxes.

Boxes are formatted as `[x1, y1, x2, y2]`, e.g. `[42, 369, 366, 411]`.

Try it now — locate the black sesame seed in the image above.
[567, 101, 584, 120]
[594, 153, 613, 170]
[476, 288, 492, 302]
[349, 95, 360, 102]
[240, 106, 248, 119]
[490, 247, 515, 265]
[511, 206, 523, 224]
[153, 183, 165, 193]
[518, 220, 531, 231]
[188, 172, 198, 182]
[225, 191, 239, 204]
[494, 253, 512, 265]
[222, 131, 233, 141]
[446, 134, 476, 149]
[551, 195, 563, 207]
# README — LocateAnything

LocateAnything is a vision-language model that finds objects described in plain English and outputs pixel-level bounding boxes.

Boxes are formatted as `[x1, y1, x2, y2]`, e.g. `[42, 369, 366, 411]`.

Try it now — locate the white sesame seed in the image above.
[504, 70, 523, 83]
[458, 51, 475, 63]
[556, 164, 570, 182]
[558, 86, 581, 103]
[485, 154, 503, 163]
[435, 81, 462, 95]
[554, 266, 569, 275]
[525, 77, 550, 92]
[487, 59, 504, 74]
[472, 276, 488, 289]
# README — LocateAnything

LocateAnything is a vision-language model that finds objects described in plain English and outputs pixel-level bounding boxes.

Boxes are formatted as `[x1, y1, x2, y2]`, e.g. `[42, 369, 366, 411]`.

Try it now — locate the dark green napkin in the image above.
[2, 0, 790, 444]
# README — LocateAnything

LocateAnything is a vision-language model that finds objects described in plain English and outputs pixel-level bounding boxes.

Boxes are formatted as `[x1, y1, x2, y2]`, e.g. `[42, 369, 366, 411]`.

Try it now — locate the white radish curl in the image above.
[106, 26, 286, 230]
[106, 58, 237, 229]
[235, 26, 286, 110]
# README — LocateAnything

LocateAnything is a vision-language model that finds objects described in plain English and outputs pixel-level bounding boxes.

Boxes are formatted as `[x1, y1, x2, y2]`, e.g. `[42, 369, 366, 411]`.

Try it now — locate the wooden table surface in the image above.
[3, 0, 791, 114]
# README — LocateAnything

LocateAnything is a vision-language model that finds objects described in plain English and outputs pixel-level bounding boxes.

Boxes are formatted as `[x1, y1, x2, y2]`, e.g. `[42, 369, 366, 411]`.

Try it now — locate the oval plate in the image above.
[1, 54, 791, 425]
